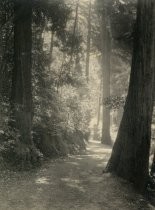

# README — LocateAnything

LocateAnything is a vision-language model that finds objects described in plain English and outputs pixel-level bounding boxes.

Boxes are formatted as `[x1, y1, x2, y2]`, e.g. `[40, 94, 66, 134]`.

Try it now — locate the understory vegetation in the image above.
[0, 0, 155, 204]
[0, 0, 94, 169]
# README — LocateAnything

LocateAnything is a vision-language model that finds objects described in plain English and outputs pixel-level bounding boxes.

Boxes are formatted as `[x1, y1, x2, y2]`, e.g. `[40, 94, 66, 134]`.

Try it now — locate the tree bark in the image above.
[151, 151, 155, 175]
[106, 0, 155, 193]
[85, 0, 91, 82]
[11, 0, 33, 145]
[70, 0, 79, 64]
[100, 0, 112, 145]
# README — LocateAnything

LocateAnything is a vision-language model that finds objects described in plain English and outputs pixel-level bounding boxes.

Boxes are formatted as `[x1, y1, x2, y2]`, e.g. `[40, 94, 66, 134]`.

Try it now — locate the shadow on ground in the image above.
[0, 140, 154, 210]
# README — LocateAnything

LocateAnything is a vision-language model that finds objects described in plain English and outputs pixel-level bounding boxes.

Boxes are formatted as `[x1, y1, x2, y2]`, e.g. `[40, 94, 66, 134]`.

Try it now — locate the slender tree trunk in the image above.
[70, 0, 79, 64]
[97, 96, 101, 126]
[48, 30, 54, 71]
[11, 0, 33, 145]
[85, 0, 91, 82]
[49, 30, 54, 69]
[106, 0, 155, 193]
[97, 81, 102, 126]
[100, 0, 112, 145]
[74, 8, 81, 75]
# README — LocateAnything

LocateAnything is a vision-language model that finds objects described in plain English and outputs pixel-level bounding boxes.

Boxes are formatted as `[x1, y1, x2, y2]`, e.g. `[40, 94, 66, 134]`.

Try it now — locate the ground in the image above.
[0, 140, 154, 210]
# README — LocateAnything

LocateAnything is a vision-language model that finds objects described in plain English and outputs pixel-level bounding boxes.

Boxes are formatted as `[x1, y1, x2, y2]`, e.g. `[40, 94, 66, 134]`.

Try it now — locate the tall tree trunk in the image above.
[70, 0, 79, 64]
[8, 0, 41, 169]
[97, 96, 101, 126]
[74, 6, 81, 75]
[85, 0, 91, 82]
[100, 0, 112, 145]
[106, 0, 155, 193]
[10, 0, 40, 167]
[97, 81, 102, 126]
[11, 0, 32, 144]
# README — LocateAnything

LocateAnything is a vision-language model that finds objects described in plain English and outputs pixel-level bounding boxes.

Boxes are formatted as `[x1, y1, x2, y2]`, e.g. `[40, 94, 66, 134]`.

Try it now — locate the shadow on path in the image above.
[0, 140, 154, 210]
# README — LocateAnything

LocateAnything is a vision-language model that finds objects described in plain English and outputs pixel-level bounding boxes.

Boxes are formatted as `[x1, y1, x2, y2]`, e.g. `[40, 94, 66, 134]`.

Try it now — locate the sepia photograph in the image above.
[0, 0, 155, 209]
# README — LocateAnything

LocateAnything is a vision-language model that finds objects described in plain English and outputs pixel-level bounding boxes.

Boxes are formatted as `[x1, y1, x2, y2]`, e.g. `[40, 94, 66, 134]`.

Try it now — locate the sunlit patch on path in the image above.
[0, 140, 154, 210]
[35, 177, 50, 185]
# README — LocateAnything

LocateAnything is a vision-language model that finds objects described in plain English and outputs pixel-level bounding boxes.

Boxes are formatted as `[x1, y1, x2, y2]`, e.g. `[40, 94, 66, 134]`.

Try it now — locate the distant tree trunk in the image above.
[74, 7, 82, 75]
[49, 30, 54, 68]
[85, 0, 91, 82]
[48, 30, 54, 71]
[97, 81, 102, 126]
[97, 96, 101, 126]
[100, 0, 112, 145]
[70, 0, 79, 64]
[106, 0, 155, 193]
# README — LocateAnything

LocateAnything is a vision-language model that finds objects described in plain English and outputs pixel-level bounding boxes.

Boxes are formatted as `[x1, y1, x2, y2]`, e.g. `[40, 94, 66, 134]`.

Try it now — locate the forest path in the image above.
[0, 140, 154, 210]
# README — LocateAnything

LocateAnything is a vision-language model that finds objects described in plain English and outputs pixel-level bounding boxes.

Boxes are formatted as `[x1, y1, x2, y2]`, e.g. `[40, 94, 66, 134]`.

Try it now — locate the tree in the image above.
[85, 0, 91, 82]
[70, 0, 79, 64]
[106, 0, 155, 193]
[0, 0, 92, 166]
[10, 0, 40, 167]
[32, 0, 89, 158]
[100, 0, 112, 145]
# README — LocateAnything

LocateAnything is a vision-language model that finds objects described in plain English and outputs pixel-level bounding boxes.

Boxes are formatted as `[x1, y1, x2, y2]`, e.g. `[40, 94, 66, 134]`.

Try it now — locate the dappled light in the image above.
[0, 0, 155, 209]
[61, 178, 86, 193]
[35, 177, 50, 185]
[0, 141, 153, 210]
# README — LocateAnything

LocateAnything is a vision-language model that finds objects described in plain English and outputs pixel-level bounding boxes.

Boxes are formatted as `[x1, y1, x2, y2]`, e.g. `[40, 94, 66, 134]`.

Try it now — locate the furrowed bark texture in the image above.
[11, 0, 33, 145]
[106, 0, 155, 193]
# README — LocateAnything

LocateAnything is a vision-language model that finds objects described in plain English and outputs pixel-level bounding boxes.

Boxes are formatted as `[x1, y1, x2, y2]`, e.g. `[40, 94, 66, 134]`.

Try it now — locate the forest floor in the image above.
[0, 139, 155, 210]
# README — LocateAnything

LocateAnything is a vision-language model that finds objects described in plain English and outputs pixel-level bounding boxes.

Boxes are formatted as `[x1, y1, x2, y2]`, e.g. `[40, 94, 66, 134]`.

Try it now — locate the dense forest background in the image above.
[0, 0, 136, 166]
[0, 0, 155, 208]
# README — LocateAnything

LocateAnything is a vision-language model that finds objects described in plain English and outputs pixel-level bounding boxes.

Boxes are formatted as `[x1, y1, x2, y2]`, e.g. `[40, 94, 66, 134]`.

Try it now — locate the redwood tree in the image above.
[106, 0, 155, 193]
[10, 0, 40, 166]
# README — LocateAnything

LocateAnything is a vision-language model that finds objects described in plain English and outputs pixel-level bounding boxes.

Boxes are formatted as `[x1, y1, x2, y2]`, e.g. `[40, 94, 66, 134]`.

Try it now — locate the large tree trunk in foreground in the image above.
[10, 0, 40, 167]
[106, 0, 155, 193]
[12, 0, 32, 144]
[100, 0, 112, 145]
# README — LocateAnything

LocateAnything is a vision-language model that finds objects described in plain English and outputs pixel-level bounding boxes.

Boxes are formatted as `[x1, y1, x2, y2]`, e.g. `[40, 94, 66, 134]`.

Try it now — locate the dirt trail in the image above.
[0, 140, 154, 210]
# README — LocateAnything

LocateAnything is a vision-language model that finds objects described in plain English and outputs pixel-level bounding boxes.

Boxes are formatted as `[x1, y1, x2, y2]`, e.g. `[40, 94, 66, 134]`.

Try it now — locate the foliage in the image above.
[31, 0, 91, 159]
[0, 0, 92, 169]
[103, 95, 126, 110]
